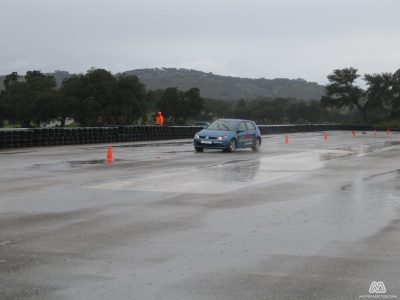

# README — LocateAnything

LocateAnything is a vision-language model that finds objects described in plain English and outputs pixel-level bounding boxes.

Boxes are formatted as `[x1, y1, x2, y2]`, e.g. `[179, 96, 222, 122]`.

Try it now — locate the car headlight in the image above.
[194, 134, 199, 139]
[217, 136, 228, 140]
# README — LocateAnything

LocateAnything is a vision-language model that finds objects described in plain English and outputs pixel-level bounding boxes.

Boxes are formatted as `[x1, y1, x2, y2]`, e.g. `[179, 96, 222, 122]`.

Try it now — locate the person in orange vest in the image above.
[155, 111, 164, 125]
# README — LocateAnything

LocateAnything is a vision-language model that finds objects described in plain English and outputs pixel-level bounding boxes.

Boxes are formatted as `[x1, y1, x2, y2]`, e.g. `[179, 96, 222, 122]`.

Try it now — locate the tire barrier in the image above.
[257, 124, 373, 135]
[0, 126, 201, 149]
[0, 124, 395, 149]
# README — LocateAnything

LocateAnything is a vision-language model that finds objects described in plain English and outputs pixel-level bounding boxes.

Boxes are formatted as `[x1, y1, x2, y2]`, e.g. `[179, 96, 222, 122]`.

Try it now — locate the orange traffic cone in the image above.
[106, 145, 113, 163]
[285, 135, 289, 144]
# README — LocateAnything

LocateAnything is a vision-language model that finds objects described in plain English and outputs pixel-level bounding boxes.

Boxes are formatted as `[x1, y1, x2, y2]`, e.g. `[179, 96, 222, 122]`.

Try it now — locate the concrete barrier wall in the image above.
[0, 124, 390, 149]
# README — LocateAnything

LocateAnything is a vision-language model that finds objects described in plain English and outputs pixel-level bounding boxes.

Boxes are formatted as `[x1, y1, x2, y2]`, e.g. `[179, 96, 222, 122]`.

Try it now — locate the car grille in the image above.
[199, 136, 217, 139]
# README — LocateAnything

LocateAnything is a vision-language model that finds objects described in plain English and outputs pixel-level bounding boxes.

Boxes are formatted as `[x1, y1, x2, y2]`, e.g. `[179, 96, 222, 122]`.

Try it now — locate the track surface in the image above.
[1, 131, 400, 299]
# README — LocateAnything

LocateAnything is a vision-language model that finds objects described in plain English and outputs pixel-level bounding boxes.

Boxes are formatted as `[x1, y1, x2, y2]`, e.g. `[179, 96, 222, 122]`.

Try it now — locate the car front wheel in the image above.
[195, 147, 204, 152]
[227, 139, 237, 152]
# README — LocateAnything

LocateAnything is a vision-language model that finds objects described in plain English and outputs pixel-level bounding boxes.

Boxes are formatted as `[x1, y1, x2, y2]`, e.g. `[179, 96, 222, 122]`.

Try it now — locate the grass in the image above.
[373, 120, 400, 129]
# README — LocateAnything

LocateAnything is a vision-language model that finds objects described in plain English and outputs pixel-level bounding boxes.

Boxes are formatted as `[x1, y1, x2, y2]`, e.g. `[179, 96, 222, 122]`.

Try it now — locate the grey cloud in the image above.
[1, 0, 399, 83]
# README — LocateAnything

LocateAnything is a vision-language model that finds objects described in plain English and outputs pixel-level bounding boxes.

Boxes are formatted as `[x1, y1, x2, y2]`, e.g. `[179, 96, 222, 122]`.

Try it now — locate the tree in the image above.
[0, 92, 4, 127]
[113, 75, 145, 124]
[25, 71, 58, 125]
[182, 88, 204, 120]
[388, 69, 400, 118]
[156, 87, 181, 119]
[85, 68, 116, 125]
[25, 71, 56, 91]
[301, 101, 323, 123]
[362, 69, 400, 121]
[54, 92, 78, 127]
[363, 72, 393, 121]
[3, 72, 19, 89]
[0, 74, 17, 126]
[247, 98, 291, 124]
[201, 98, 233, 120]
[156, 87, 204, 124]
[287, 103, 300, 123]
[321, 68, 369, 123]
[234, 99, 250, 119]
[0, 71, 57, 127]
[60, 74, 93, 126]
[60, 69, 146, 126]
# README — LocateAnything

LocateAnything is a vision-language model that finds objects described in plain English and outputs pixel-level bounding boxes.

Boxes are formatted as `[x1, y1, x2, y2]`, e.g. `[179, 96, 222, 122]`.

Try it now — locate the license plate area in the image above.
[201, 140, 212, 144]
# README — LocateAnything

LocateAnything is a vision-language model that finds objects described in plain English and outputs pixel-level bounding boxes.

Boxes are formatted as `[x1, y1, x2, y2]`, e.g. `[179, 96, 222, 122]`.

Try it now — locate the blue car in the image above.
[193, 119, 262, 152]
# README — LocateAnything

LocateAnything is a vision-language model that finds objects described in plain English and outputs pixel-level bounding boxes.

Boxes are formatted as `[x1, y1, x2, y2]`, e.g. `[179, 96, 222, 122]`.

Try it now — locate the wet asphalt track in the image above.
[1, 131, 400, 299]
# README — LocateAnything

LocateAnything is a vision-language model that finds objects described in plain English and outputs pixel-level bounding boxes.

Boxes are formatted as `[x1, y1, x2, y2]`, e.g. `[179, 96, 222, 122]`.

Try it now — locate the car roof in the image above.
[217, 118, 253, 122]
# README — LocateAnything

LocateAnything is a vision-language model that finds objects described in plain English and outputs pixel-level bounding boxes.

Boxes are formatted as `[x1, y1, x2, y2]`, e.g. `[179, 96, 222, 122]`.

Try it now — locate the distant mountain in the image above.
[122, 68, 325, 101]
[1, 68, 325, 100]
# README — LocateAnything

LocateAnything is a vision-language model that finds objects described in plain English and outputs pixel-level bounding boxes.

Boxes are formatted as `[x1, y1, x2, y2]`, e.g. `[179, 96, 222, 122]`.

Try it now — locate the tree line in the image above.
[0, 68, 205, 127]
[321, 67, 400, 124]
[221, 67, 400, 126]
[0, 67, 399, 128]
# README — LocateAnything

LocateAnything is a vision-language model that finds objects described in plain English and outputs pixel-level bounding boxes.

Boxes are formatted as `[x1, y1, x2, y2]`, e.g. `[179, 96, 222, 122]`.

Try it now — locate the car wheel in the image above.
[195, 147, 204, 152]
[228, 139, 237, 152]
[252, 138, 261, 151]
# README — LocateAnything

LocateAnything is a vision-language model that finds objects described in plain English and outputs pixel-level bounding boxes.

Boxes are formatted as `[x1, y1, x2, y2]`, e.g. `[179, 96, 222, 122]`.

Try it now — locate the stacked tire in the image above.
[0, 124, 380, 150]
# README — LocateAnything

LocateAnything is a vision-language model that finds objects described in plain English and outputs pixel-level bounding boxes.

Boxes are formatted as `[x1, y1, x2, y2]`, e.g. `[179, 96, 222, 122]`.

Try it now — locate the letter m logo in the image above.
[369, 281, 387, 294]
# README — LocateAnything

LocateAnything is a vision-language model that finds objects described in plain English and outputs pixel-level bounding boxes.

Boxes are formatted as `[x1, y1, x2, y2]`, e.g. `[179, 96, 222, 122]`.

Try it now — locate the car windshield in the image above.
[207, 120, 238, 131]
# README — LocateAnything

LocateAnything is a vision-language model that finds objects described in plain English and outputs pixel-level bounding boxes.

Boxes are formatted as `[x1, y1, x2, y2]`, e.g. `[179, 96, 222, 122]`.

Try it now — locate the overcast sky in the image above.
[1, 0, 399, 84]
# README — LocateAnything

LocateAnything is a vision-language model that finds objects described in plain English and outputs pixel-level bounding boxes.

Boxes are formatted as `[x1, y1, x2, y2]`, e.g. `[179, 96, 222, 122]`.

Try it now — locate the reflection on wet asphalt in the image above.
[115, 141, 191, 148]
[1, 131, 400, 299]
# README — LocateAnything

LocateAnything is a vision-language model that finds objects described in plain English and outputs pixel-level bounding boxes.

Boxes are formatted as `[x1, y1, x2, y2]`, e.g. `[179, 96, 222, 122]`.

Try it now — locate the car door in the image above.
[245, 121, 257, 147]
[236, 122, 248, 148]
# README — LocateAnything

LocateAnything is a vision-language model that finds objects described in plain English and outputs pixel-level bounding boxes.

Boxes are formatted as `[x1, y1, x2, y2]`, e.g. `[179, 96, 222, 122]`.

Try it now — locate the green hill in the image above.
[122, 68, 325, 100]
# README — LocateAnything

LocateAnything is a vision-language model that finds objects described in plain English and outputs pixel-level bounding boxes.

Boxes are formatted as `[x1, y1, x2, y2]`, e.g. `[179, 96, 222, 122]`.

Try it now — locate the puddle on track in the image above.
[30, 159, 126, 171]
[333, 140, 400, 157]
[115, 142, 191, 148]
[89, 149, 355, 194]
